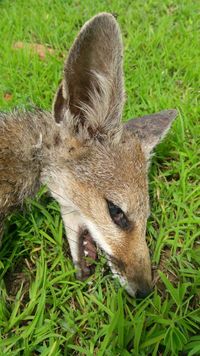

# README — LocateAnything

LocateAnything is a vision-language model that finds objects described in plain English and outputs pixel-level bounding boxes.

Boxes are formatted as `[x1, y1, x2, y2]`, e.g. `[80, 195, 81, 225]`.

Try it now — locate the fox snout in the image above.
[108, 236, 152, 298]
[114, 264, 152, 298]
[126, 261, 152, 299]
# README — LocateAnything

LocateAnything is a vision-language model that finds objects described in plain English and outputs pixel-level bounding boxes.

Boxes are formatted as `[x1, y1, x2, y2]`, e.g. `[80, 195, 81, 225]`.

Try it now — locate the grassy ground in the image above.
[0, 0, 199, 355]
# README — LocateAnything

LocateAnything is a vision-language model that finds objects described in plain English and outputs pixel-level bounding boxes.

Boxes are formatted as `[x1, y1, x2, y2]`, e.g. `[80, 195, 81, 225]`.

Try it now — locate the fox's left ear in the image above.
[53, 13, 125, 141]
[124, 109, 178, 157]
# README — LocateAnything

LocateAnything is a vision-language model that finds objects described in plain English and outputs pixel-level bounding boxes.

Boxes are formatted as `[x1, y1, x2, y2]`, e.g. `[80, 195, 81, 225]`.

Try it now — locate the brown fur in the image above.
[0, 13, 177, 297]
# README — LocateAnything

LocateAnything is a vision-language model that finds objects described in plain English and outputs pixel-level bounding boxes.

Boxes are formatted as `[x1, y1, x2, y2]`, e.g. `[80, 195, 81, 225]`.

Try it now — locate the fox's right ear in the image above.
[53, 13, 125, 141]
[124, 110, 178, 158]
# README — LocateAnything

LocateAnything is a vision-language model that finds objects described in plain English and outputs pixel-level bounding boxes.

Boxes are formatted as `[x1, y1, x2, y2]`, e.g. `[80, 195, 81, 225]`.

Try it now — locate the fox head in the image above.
[47, 13, 177, 297]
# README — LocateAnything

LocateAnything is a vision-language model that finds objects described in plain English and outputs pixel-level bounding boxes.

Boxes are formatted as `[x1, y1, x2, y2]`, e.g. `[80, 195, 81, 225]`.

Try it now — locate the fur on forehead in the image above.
[65, 129, 148, 187]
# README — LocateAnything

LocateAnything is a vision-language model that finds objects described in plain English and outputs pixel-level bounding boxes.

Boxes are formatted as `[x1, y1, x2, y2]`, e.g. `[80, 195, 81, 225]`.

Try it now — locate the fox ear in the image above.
[53, 13, 125, 140]
[125, 110, 178, 157]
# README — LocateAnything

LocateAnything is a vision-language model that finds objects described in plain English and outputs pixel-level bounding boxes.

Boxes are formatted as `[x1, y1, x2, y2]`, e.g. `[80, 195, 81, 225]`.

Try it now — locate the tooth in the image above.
[83, 241, 87, 246]
[84, 250, 88, 256]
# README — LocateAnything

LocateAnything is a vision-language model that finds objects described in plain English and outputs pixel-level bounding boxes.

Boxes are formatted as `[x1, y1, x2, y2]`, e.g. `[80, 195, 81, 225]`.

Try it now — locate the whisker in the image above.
[61, 210, 76, 216]
[49, 189, 72, 207]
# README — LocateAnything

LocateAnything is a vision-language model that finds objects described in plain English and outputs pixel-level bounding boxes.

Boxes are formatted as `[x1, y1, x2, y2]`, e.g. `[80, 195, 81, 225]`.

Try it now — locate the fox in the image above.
[0, 13, 177, 298]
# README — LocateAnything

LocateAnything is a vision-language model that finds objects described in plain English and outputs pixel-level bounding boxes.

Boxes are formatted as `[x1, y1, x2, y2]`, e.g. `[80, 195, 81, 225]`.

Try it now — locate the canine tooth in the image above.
[84, 250, 88, 256]
[83, 241, 87, 246]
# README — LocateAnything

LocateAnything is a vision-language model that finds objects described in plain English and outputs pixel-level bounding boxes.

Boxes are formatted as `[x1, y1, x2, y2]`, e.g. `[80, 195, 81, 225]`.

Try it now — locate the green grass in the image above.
[0, 0, 199, 354]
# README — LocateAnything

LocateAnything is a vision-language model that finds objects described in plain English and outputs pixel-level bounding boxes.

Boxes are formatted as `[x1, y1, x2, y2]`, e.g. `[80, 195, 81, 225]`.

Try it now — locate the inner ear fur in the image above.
[53, 13, 125, 138]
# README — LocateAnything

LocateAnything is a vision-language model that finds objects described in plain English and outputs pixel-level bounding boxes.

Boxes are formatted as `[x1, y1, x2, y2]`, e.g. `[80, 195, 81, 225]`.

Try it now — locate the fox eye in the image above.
[107, 200, 130, 230]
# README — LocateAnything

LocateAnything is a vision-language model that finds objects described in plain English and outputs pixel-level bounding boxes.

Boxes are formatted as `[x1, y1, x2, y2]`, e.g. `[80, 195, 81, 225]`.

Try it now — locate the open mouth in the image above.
[78, 229, 98, 280]
[77, 229, 124, 281]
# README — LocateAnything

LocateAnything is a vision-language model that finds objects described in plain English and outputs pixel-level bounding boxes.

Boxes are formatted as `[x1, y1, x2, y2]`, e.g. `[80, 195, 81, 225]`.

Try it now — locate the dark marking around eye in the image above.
[106, 200, 131, 230]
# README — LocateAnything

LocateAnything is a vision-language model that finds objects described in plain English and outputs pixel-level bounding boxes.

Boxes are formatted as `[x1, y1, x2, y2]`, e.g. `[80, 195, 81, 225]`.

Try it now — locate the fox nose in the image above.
[136, 286, 152, 299]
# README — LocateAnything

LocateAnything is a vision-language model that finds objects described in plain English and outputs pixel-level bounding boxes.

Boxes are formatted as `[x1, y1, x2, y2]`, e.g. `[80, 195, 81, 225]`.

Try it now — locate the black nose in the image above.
[136, 286, 152, 299]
